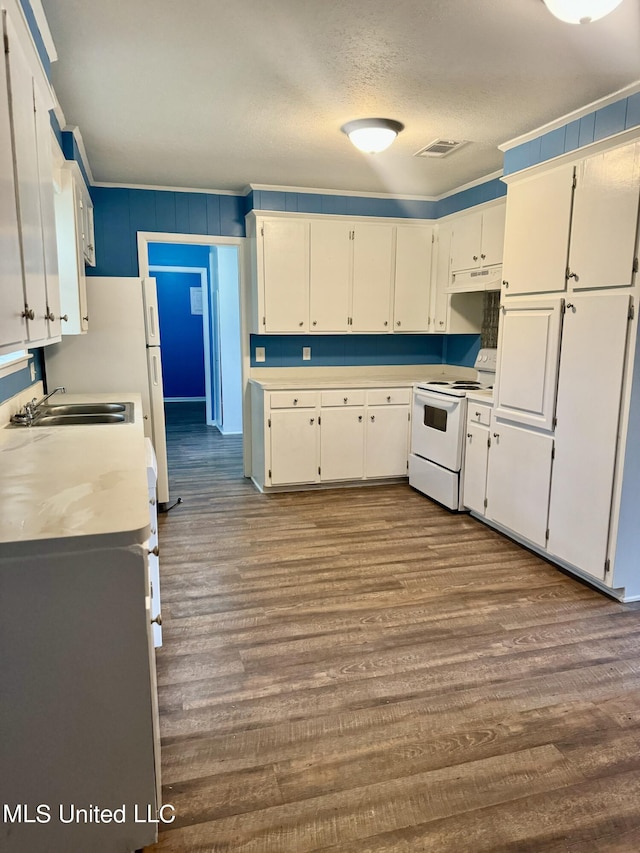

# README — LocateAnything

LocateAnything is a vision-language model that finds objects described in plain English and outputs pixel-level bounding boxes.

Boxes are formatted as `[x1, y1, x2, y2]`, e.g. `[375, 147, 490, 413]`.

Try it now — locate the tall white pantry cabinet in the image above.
[483, 138, 640, 601]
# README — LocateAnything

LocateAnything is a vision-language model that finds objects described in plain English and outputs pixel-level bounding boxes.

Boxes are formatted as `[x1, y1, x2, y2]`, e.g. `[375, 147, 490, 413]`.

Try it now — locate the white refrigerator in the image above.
[44, 277, 170, 506]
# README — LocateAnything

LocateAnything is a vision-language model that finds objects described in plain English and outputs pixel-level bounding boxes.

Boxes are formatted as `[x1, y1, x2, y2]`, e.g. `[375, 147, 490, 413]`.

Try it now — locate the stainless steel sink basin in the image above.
[31, 402, 134, 426]
[38, 402, 128, 415]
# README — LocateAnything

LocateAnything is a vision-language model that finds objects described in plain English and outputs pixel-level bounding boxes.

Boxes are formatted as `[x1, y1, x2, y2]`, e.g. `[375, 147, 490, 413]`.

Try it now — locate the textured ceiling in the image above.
[41, 0, 640, 197]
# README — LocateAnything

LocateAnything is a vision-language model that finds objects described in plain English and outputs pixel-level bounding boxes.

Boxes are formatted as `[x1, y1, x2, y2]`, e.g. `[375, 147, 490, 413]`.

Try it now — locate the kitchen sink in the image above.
[31, 402, 134, 426]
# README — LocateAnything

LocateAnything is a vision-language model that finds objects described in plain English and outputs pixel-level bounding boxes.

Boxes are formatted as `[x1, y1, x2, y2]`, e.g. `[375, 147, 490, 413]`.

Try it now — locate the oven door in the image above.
[411, 389, 465, 472]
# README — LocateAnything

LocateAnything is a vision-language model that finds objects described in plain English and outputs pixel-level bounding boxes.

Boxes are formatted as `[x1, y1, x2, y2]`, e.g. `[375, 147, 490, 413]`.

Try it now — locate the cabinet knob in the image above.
[151, 614, 162, 626]
[148, 545, 160, 557]
[370, 415, 375, 422]
[21, 306, 35, 320]
[384, 321, 388, 326]
[45, 309, 55, 322]
[493, 432, 500, 438]
[309, 417, 315, 425]
[293, 398, 298, 405]
[358, 415, 363, 422]
[312, 320, 317, 326]
[473, 255, 478, 261]
[83, 316, 89, 322]
[344, 397, 348, 404]
[298, 321, 304, 326]
[396, 321, 401, 326]
[387, 396, 391, 402]
[502, 280, 509, 288]
[567, 270, 578, 280]
[566, 302, 575, 310]
[60, 314, 69, 322]
[439, 320, 444, 326]
[475, 411, 481, 417]
[467, 433, 472, 438]
[481, 254, 486, 260]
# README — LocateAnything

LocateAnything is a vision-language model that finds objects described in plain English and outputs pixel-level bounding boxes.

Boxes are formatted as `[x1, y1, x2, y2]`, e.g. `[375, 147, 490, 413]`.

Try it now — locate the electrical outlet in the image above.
[302, 346, 311, 361]
[255, 346, 266, 363]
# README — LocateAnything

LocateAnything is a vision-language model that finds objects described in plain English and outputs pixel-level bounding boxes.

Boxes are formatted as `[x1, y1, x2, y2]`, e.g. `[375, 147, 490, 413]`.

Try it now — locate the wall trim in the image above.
[27, 0, 56, 61]
[436, 169, 504, 200]
[247, 183, 439, 202]
[92, 181, 247, 196]
[500, 79, 640, 152]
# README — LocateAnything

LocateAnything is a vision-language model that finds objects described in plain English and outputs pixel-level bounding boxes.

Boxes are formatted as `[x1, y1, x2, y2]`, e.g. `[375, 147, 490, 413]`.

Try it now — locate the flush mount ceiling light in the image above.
[542, 0, 624, 24]
[341, 118, 404, 153]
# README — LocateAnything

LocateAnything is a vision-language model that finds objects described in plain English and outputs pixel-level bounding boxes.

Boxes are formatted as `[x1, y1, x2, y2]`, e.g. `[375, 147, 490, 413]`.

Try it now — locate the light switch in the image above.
[255, 346, 266, 363]
[302, 346, 311, 361]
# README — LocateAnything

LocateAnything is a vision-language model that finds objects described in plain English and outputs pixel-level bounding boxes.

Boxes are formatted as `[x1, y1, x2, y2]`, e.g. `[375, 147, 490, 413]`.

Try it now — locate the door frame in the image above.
[148, 265, 213, 425]
[137, 232, 251, 476]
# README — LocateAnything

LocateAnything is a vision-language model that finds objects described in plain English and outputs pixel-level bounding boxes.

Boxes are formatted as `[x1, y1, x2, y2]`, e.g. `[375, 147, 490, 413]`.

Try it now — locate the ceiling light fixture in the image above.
[542, 0, 624, 24]
[341, 118, 404, 154]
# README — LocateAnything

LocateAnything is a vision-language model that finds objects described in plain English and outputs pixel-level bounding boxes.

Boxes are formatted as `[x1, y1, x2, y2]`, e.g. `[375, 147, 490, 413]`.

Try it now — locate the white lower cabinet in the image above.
[485, 419, 554, 548]
[252, 382, 410, 490]
[462, 404, 491, 515]
[320, 406, 365, 481]
[270, 408, 319, 485]
[365, 406, 410, 478]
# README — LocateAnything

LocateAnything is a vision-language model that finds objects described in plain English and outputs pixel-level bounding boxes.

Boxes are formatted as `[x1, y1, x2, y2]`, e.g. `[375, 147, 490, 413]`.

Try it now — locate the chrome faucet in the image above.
[11, 387, 66, 426]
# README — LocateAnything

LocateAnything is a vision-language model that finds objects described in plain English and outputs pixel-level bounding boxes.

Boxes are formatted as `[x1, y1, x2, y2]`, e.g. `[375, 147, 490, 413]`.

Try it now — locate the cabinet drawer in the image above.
[367, 388, 411, 406]
[321, 389, 366, 407]
[270, 391, 318, 409]
[467, 403, 491, 426]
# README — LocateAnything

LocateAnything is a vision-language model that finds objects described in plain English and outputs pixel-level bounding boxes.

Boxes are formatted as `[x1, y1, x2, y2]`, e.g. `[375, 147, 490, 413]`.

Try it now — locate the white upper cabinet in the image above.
[0, 12, 25, 351]
[502, 164, 574, 296]
[568, 142, 640, 291]
[547, 292, 632, 582]
[351, 222, 395, 332]
[393, 225, 433, 332]
[450, 203, 506, 273]
[6, 13, 48, 342]
[494, 296, 564, 431]
[261, 218, 310, 332]
[54, 162, 91, 334]
[309, 219, 351, 332]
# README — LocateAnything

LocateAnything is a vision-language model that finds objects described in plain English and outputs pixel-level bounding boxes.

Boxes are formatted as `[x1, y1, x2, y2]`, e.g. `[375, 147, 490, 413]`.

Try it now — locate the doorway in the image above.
[137, 233, 246, 443]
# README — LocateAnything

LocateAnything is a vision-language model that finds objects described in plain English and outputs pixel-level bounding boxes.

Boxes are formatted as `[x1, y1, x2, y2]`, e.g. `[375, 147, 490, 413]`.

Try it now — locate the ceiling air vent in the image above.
[415, 139, 468, 158]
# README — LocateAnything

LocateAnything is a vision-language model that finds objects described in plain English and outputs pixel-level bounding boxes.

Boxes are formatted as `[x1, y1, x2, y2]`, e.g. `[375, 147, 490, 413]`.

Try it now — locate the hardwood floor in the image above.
[146, 401, 640, 852]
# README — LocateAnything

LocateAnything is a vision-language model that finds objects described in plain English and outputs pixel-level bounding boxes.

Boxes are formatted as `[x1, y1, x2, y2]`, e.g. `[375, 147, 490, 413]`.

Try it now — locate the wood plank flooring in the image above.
[145, 401, 640, 852]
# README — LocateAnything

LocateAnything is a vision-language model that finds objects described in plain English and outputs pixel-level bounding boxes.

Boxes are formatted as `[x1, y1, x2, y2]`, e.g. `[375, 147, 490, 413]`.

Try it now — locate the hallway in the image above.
[148, 403, 640, 851]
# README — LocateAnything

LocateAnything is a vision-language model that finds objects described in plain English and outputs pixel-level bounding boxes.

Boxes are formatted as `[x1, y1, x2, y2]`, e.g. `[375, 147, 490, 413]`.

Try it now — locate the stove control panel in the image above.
[474, 348, 497, 372]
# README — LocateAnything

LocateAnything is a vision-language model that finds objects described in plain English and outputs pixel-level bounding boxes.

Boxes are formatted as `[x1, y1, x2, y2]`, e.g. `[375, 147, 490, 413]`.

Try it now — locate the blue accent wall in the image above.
[154, 271, 206, 399]
[148, 242, 211, 268]
[250, 334, 480, 369]
[504, 91, 640, 176]
[0, 350, 44, 405]
[18, 0, 50, 78]
[88, 188, 247, 277]
[436, 178, 507, 219]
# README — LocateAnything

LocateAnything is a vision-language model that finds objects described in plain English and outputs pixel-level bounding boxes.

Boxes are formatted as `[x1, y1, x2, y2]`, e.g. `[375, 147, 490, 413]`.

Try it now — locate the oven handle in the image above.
[413, 391, 460, 412]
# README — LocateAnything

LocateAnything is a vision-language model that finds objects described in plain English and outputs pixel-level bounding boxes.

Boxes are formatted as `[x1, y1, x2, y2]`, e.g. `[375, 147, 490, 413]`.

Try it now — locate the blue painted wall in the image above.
[0, 349, 44, 405]
[154, 271, 206, 399]
[250, 333, 480, 368]
[504, 91, 640, 175]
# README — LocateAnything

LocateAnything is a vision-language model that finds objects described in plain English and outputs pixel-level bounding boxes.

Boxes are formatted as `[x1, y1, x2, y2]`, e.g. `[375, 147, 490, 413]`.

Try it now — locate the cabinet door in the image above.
[569, 143, 640, 290]
[462, 423, 489, 515]
[365, 406, 410, 478]
[486, 421, 553, 547]
[502, 164, 574, 296]
[494, 296, 563, 430]
[432, 224, 451, 332]
[34, 86, 60, 339]
[270, 409, 318, 485]
[54, 167, 89, 334]
[547, 292, 631, 581]
[480, 204, 506, 267]
[393, 225, 433, 332]
[450, 211, 482, 273]
[309, 219, 351, 332]
[0, 12, 25, 349]
[6, 15, 47, 341]
[261, 218, 309, 332]
[351, 223, 394, 332]
[320, 407, 365, 481]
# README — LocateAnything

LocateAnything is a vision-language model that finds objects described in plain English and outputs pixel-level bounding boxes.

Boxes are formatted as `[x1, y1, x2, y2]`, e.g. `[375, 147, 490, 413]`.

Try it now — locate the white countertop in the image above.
[466, 389, 494, 403]
[249, 364, 477, 391]
[0, 393, 150, 556]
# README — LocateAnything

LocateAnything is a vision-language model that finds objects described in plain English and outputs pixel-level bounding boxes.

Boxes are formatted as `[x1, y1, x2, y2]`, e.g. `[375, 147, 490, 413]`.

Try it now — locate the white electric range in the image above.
[409, 348, 496, 510]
